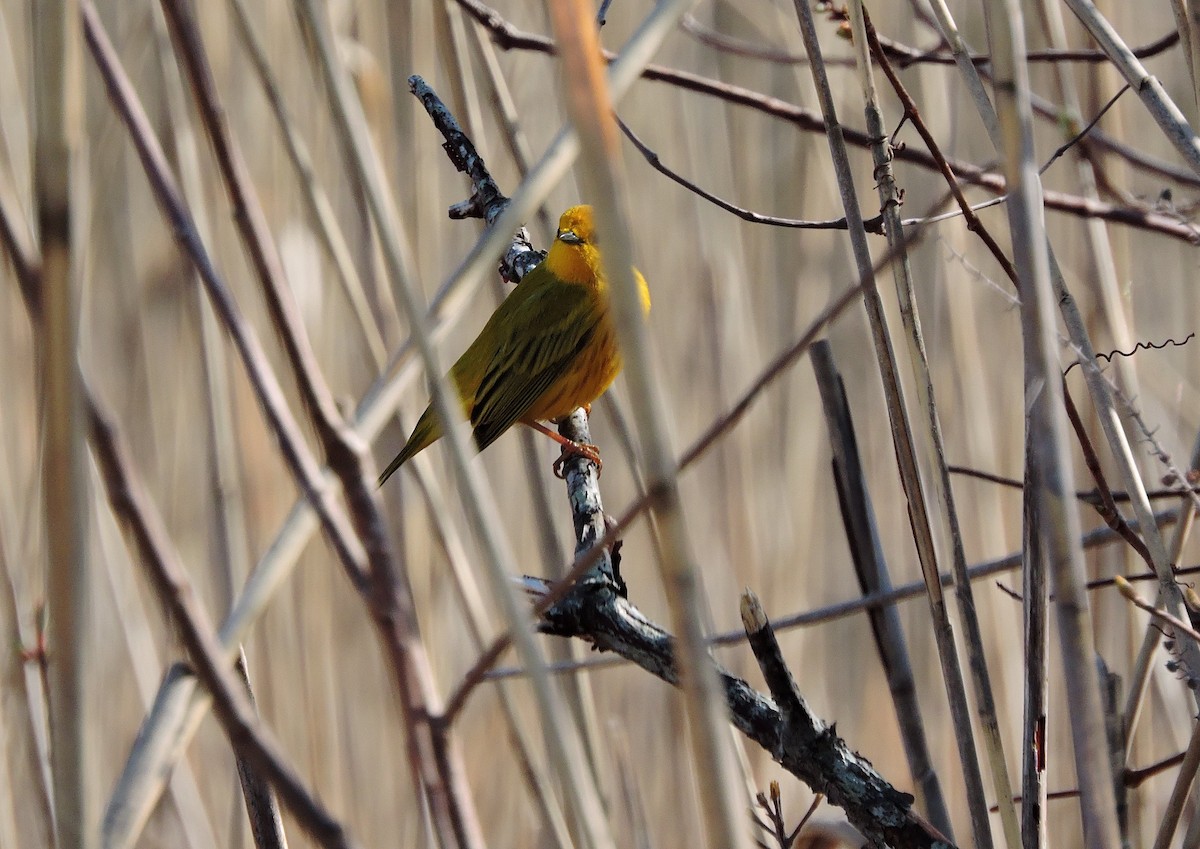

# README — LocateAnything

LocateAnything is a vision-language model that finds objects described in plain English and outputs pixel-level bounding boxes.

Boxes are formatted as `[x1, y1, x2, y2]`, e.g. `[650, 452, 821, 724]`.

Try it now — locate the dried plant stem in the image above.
[226, 0, 390, 370]
[1122, 431, 1200, 753]
[466, 19, 556, 237]
[1020, 447, 1050, 849]
[456, 0, 1199, 243]
[87, 402, 360, 849]
[1064, 0, 1200, 175]
[548, 3, 750, 849]
[1113, 576, 1200, 644]
[925, 0, 1002, 140]
[982, 0, 1121, 844]
[1151, 719, 1200, 849]
[1047, 177, 1200, 741]
[232, 652, 289, 849]
[852, 6, 1020, 846]
[148, 0, 251, 624]
[0, 490, 56, 848]
[416, 460, 577, 849]
[82, 0, 368, 583]
[85, 45, 579, 842]
[1167, 0, 1200, 110]
[925, 0, 1197, 837]
[1032, 0, 1137, 395]
[5, 190, 359, 848]
[812, 343, 952, 837]
[792, 2, 994, 846]
[34, 2, 92, 847]
[154, 0, 400, 592]
[84, 4, 482, 847]
[289, 3, 648, 848]
[100, 34, 227, 831]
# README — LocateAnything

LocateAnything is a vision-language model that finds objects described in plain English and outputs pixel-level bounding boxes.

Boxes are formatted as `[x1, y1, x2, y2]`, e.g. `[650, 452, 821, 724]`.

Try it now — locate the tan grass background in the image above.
[2, 0, 1199, 847]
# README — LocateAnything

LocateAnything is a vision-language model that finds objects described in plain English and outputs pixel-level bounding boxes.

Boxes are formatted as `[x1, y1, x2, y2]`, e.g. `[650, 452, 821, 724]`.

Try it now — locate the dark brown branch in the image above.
[3, 82, 360, 849]
[947, 464, 1200, 504]
[813, 342, 953, 836]
[233, 653, 289, 849]
[617, 115, 885, 233]
[1037, 85, 1130, 177]
[88, 399, 361, 849]
[862, 10, 1018, 286]
[1061, 385, 1155, 569]
[85, 6, 480, 848]
[532, 586, 957, 849]
[81, 0, 369, 587]
[453, 0, 1200, 244]
[680, 12, 1179, 68]
[154, 0, 396, 592]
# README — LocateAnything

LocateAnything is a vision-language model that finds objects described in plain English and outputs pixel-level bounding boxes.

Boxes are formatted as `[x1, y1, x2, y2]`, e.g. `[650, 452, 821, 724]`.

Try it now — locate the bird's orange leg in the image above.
[525, 421, 603, 479]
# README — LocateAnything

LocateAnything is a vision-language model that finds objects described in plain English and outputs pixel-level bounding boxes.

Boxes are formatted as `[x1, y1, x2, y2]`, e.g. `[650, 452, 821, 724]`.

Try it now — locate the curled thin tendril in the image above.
[1064, 332, 1195, 376]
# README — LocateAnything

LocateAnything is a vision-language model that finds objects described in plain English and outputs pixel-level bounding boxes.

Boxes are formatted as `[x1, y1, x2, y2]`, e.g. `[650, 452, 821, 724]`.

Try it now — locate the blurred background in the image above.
[2, 0, 1199, 847]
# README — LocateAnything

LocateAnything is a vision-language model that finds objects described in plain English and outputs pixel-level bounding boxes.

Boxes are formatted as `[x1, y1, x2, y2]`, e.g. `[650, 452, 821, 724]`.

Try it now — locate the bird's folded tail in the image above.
[377, 405, 442, 486]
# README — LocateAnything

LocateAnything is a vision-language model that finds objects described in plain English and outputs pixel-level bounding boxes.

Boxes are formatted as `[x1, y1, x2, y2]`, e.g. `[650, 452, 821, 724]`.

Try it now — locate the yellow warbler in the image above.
[378, 205, 651, 484]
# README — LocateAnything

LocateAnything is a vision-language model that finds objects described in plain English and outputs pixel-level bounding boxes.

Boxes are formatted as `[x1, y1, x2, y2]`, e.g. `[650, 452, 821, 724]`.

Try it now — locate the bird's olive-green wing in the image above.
[470, 282, 599, 451]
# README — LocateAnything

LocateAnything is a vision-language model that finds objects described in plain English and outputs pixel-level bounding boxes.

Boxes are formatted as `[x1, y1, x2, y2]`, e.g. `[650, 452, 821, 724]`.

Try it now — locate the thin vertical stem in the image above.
[852, 7, 1018, 845]
[34, 0, 91, 846]
[790, 2, 994, 846]
[1021, 457, 1048, 848]
[547, 2, 751, 848]
[811, 343, 953, 838]
[982, 0, 1122, 844]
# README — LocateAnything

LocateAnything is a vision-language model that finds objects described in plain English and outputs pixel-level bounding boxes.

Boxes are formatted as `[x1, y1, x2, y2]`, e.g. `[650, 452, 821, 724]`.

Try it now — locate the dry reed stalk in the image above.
[0, 451, 55, 848]
[982, 0, 1123, 844]
[853, 6, 1022, 844]
[227, 0, 389, 371]
[299, 0, 603, 842]
[791, 1, 997, 846]
[812, 342, 953, 837]
[231, 651, 289, 849]
[1123, 431, 1200, 755]
[1153, 720, 1200, 849]
[4, 149, 360, 849]
[148, 0, 251, 628]
[86, 3, 484, 845]
[171, 0, 485, 843]
[1066, 0, 1200, 174]
[547, 3, 751, 849]
[916, 0, 1200, 841]
[33, 1, 92, 847]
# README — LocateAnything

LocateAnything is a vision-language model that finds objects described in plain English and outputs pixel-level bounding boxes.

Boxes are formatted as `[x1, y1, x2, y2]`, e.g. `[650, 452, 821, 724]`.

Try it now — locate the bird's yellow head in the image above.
[546, 205, 604, 287]
[546, 205, 650, 312]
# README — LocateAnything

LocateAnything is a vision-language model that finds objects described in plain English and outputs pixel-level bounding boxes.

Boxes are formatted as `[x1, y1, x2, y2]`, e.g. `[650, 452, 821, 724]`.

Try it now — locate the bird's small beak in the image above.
[557, 229, 582, 244]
